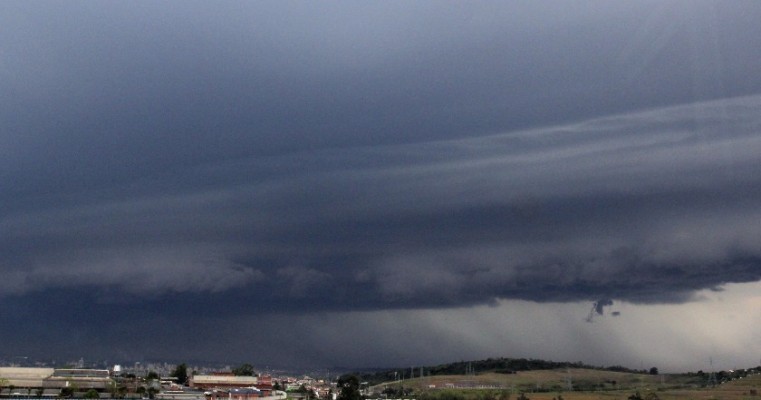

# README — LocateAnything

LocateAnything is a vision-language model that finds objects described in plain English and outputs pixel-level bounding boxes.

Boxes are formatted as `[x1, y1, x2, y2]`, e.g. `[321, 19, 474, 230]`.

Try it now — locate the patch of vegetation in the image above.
[417, 389, 512, 400]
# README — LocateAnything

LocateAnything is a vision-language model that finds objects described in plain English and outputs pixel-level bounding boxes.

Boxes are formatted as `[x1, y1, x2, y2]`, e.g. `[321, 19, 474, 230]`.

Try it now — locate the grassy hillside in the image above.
[357, 358, 646, 387]
[372, 369, 693, 393]
[368, 368, 761, 400]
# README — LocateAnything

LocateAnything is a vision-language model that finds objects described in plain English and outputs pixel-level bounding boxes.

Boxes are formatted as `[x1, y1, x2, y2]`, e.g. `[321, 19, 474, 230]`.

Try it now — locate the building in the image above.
[189, 375, 259, 390]
[0, 367, 55, 388]
[206, 389, 287, 400]
[43, 369, 113, 391]
[0, 367, 114, 395]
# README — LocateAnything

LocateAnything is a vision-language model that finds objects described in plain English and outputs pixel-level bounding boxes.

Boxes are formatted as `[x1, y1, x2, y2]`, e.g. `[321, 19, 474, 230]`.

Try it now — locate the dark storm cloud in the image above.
[2, 1, 761, 325]
[3, 95, 761, 319]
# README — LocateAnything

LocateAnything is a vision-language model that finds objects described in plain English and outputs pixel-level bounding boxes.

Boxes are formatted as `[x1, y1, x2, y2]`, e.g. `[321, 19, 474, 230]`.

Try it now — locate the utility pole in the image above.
[708, 357, 717, 387]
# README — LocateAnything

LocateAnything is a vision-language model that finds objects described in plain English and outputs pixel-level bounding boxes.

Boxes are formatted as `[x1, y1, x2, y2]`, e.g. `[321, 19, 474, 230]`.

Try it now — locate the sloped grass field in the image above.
[372, 369, 761, 400]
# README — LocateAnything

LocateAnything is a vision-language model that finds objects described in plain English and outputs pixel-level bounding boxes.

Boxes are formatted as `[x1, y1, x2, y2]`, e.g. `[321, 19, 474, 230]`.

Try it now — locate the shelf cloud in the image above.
[2, 0, 761, 369]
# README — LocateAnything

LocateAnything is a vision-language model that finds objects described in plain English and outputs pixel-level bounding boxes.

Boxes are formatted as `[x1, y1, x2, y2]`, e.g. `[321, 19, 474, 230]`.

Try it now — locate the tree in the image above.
[117, 385, 128, 398]
[437, 392, 464, 400]
[171, 363, 188, 385]
[146, 371, 160, 381]
[108, 381, 118, 398]
[649, 367, 659, 375]
[59, 387, 75, 398]
[232, 364, 255, 376]
[336, 375, 362, 400]
[83, 389, 100, 399]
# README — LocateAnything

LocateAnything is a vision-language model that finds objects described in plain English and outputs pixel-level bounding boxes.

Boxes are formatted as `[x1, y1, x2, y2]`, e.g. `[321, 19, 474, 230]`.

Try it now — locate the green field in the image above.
[371, 369, 761, 400]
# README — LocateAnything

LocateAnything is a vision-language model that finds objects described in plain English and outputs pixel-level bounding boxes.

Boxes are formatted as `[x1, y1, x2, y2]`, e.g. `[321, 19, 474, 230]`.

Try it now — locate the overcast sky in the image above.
[2, 1, 761, 372]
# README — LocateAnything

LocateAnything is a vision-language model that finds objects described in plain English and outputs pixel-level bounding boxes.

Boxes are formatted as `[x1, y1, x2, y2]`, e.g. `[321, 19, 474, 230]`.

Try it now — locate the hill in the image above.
[362, 364, 761, 400]
[354, 357, 651, 387]
[371, 369, 694, 393]
[352, 357, 761, 400]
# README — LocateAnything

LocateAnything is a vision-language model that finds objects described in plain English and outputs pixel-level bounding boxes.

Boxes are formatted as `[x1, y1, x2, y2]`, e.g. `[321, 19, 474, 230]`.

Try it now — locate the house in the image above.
[190, 375, 259, 390]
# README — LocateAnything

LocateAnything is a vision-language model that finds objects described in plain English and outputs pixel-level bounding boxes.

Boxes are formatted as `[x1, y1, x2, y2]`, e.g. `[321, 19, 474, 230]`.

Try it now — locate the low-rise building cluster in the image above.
[0, 366, 335, 400]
